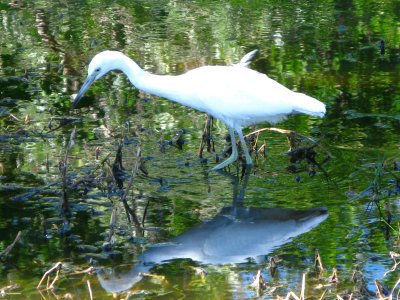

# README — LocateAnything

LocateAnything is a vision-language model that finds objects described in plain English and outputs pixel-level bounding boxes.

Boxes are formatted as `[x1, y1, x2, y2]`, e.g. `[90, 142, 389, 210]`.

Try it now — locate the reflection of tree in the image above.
[0, 144, 20, 178]
[34, 9, 79, 94]
[35, 9, 62, 53]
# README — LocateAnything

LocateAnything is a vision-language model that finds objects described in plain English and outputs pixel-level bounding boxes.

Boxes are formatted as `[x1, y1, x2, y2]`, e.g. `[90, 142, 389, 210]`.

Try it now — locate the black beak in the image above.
[72, 72, 97, 109]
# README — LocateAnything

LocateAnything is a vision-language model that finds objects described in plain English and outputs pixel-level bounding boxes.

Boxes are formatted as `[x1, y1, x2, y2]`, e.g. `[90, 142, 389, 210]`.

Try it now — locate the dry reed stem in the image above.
[384, 252, 400, 277]
[251, 131, 261, 152]
[284, 273, 306, 300]
[374, 278, 400, 300]
[9, 113, 22, 122]
[246, 127, 317, 150]
[251, 269, 267, 297]
[48, 267, 61, 290]
[375, 280, 389, 300]
[301, 273, 306, 300]
[318, 288, 328, 300]
[0, 284, 20, 296]
[391, 278, 400, 300]
[337, 293, 353, 300]
[73, 266, 95, 275]
[246, 127, 299, 138]
[285, 291, 301, 300]
[329, 268, 339, 283]
[314, 249, 324, 272]
[37, 262, 62, 289]
[87, 279, 93, 300]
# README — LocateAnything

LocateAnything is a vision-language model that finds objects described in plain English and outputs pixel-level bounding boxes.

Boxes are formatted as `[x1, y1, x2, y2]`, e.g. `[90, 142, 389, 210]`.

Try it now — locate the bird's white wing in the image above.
[169, 64, 324, 128]
[180, 66, 297, 126]
[238, 49, 258, 68]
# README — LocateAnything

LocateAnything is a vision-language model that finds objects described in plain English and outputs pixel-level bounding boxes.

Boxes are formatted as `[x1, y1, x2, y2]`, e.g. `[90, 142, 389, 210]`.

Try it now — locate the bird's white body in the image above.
[150, 66, 324, 128]
[73, 50, 326, 170]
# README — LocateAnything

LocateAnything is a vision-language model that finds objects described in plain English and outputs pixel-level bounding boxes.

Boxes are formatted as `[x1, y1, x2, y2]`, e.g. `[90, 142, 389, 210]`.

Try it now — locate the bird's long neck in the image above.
[117, 55, 147, 87]
[118, 55, 194, 108]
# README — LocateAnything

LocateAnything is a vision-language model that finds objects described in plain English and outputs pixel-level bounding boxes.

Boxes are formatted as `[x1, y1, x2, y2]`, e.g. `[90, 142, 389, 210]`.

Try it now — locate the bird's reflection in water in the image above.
[98, 169, 328, 293]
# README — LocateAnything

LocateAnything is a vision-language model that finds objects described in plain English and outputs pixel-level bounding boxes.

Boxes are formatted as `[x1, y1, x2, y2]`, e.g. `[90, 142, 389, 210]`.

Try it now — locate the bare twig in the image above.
[48, 266, 61, 290]
[251, 269, 267, 296]
[329, 268, 339, 284]
[73, 266, 95, 275]
[59, 126, 77, 218]
[107, 207, 117, 243]
[393, 278, 400, 300]
[0, 284, 20, 296]
[11, 179, 61, 201]
[37, 262, 62, 289]
[384, 253, 400, 277]
[64, 127, 77, 163]
[283, 273, 306, 300]
[315, 249, 324, 271]
[95, 146, 101, 160]
[300, 273, 306, 300]
[120, 146, 142, 229]
[112, 141, 124, 188]
[0, 231, 22, 258]
[285, 291, 301, 300]
[318, 288, 328, 300]
[245, 126, 332, 176]
[246, 127, 315, 143]
[375, 279, 390, 300]
[87, 279, 93, 300]
[142, 198, 151, 228]
[198, 114, 214, 158]
[191, 266, 206, 284]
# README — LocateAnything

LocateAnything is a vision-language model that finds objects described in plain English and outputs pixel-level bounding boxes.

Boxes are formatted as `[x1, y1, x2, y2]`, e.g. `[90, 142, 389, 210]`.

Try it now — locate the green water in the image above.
[0, 0, 399, 299]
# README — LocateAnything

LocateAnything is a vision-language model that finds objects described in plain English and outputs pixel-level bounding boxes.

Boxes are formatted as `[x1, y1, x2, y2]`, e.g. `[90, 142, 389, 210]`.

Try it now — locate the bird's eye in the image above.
[95, 67, 101, 72]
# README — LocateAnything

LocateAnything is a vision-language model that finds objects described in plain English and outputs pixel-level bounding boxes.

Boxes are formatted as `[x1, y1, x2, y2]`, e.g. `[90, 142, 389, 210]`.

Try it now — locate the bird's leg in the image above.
[237, 129, 253, 166]
[211, 127, 238, 171]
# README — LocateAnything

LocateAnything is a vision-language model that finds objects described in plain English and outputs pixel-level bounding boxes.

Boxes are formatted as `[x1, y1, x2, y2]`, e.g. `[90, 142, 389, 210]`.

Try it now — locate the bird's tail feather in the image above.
[239, 50, 258, 67]
[294, 93, 326, 117]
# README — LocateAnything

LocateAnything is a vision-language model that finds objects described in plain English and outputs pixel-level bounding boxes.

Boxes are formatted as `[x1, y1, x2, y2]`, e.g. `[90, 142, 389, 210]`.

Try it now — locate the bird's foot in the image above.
[210, 154, 239, 171]
[210, 161, 233, 171]
[210, 158, 253, 172]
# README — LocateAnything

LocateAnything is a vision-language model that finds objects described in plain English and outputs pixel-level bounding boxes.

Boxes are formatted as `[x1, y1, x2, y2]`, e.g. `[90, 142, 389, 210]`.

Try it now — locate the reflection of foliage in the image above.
[0, 0, 400, 298]
[347, 159, 399, 204]
[347, 158, 400, 240]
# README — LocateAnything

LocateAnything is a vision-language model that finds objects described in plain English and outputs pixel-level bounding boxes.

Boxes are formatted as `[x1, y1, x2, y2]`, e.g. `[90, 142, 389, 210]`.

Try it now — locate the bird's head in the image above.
[72, 51, 124, 108]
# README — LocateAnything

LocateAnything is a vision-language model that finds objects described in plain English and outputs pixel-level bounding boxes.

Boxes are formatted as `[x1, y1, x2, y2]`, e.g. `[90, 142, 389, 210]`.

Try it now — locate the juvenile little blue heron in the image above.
[72, 50, 325, 170]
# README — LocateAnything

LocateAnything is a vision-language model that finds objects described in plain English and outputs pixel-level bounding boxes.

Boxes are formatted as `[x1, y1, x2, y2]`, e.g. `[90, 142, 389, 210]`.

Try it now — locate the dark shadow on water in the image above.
[97, 168, 328, 293]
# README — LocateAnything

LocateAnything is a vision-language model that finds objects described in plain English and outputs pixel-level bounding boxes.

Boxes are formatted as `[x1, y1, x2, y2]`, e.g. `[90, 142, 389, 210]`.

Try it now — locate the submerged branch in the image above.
[59, 127, 77, 219]
[0, 231, 22, 258]
[198, 114, 214, 158]
[120, 146, 143, 229]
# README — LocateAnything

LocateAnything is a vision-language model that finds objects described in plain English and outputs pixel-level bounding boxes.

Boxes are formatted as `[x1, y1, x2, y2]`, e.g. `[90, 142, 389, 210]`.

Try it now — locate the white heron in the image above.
[72, 50, 326, 170]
